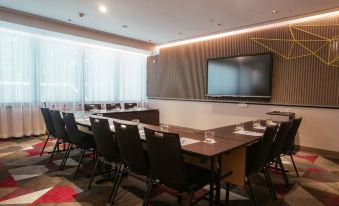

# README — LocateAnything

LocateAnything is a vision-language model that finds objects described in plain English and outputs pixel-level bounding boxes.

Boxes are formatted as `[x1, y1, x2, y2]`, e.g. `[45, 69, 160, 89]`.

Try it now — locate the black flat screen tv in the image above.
[206, 53, 272, 98]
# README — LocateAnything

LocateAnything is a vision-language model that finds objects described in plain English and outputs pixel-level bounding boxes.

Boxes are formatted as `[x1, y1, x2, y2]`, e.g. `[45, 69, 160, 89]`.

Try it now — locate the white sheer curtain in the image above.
[0, 31, 45, 138]
[37, 38, 84, 111]
[84, 47, 147, 103]
[0, 28, 148, 139]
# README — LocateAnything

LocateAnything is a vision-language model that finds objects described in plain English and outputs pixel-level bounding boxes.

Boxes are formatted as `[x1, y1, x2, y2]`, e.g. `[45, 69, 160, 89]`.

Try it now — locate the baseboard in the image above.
[296, 145, 339, 159]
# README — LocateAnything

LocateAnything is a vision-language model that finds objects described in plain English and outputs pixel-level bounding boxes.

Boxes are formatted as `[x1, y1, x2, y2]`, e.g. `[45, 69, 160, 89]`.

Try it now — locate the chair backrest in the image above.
[267, 121, 291, 162]
[40, 107, 56, 135]
[84, 104, 102, 111]
[106, 103, 121, 110]
[144, 127, 189, 192]
[283, 117, 302, 153]
[49, 110, 69, 143]
[62, 112, 83, 146]
[90, 117, 120, 163]
[113, 121, 150, 176]
[124, 103, 137, 109]
[246, 126, 278, 174]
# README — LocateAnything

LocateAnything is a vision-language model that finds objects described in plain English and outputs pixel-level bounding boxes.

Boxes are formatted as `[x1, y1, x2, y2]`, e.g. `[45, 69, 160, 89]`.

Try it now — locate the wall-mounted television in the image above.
[206, 53, 272, 98]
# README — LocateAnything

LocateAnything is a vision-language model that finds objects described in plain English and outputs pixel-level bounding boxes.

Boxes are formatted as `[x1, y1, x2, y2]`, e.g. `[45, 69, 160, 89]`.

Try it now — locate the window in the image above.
[0, 28, 147, 105]
[84, 48, 147, 102]
[0, 32, 35, 103]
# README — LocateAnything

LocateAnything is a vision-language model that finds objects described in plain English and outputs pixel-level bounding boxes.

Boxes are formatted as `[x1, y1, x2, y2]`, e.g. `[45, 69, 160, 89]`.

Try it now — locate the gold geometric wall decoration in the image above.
[251, 24, 339, 68]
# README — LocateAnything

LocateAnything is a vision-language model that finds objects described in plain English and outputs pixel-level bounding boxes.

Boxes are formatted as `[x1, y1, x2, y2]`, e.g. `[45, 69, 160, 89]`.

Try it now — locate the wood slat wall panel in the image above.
[147, 16, 339, 107]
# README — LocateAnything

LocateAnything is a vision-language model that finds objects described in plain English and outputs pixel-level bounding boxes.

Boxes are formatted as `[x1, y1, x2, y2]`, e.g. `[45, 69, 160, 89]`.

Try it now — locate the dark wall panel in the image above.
[147, 16, 339, 107]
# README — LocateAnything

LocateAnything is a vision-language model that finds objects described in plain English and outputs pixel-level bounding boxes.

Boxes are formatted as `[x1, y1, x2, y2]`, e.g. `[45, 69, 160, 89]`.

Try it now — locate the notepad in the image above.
[234, 130, 263, 136]
[180, 137, 200, 146]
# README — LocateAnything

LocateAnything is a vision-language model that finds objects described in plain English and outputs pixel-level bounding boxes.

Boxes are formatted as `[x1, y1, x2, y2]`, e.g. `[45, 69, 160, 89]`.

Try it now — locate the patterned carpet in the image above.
[0, 136, 338, 206]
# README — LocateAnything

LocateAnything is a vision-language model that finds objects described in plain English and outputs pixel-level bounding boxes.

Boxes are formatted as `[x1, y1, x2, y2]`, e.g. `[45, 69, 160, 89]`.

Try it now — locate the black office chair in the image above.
[84, 104, 102, 111]
[62, 112, 96, 179]
[144, 127, 211, 205]
[49, 110, 71, 168]
[40, 107, 57, 156]
[124, 102, 137, 109]
[266, 121, 292, 186]
[110, 121, 152, 205]
[106, 103, 121, 110]
[88, 117, 121, 193]
[242, 126, 278, 205]
[224, 126, 279, 205]
[282, 117, 302, 177]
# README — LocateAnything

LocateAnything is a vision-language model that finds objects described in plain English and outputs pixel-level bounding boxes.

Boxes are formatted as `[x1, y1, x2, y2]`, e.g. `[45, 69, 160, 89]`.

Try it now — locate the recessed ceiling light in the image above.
[272, 10, 279, 14]
[217, 23, 223, 26]
[122, 25, 128, 28]
[99, 5, 107, 13]
[178, 32, 182, 35]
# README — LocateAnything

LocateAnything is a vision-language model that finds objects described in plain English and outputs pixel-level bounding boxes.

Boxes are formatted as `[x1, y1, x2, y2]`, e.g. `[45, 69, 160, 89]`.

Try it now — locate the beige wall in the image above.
[148, 99, 339, 152]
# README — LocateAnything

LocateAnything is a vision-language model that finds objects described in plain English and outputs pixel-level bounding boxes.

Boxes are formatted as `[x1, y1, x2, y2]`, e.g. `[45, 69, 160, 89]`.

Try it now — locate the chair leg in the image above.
[110, 164, 125, 204]
[289, 153, 299, 177]
[88, 158, 100, 190]
[277, 156, 289, 186]
[40, 134, 50, 156]
[108, 163, 123, 203]
[188, 192, 194, 206]
[142, 177, 155, 206]
[224, 182, 230, 206]
[49, 139, 59, 163]
[246, 175, 258, 206]
[73, 149, 86, 180]
[177, 195, 183, 204]
[263, 166, 277, 200]
[60, 144, 72, 170]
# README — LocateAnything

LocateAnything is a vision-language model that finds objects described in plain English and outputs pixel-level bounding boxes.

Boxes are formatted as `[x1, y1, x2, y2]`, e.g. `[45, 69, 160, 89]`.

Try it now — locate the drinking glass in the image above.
[252, 119, 260, 127]
[266, 117, 273, 125]
[83, 114, 89, 120]
[235, 122, 244, 131]
[132, 119, 140, 125]
[204, 131, 216, 144]
[160, 123, 169, 132]
[286, 107, 292, 112]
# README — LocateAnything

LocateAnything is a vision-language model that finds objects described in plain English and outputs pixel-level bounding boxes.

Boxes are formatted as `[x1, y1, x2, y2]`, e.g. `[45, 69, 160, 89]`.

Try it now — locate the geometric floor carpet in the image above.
[0, 136, 338, 206]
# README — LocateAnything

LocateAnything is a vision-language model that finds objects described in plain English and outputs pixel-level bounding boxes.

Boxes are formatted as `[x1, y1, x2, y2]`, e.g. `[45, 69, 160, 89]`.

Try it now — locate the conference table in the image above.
[75, 113, 267, 206]
[90, 108, 159, 125]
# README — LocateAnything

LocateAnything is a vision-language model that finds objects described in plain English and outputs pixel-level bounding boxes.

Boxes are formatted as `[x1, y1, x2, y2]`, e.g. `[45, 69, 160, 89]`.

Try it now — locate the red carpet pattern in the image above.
[0, 136, 338, 206]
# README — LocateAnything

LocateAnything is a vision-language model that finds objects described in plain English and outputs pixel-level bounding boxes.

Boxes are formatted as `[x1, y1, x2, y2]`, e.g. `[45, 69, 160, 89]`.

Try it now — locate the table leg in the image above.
[209, 156, 215, 206]
[215, 155, 222, 206]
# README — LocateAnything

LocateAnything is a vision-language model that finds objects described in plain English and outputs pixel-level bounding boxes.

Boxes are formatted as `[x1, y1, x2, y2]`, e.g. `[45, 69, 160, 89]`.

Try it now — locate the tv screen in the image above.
[206, 54, 272, 98]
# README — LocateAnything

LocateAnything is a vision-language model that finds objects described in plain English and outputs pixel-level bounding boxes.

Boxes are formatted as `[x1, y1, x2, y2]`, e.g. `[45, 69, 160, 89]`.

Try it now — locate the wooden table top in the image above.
[205, 121, 265, 143]
[90, 108, 159, 114]
[76, 116, 254, 158]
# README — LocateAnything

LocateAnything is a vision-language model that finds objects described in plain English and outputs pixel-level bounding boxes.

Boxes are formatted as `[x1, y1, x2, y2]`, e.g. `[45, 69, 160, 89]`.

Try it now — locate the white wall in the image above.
[148, 99, 339, 152]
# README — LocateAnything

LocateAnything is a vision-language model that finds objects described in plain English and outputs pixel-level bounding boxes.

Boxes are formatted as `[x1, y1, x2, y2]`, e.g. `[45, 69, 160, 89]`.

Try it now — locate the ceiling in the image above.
[0, 0, 338, 45]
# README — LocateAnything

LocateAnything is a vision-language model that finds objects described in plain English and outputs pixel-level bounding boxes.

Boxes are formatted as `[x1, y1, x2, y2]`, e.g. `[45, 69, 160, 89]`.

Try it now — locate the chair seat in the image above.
[186, 163, 211, 192]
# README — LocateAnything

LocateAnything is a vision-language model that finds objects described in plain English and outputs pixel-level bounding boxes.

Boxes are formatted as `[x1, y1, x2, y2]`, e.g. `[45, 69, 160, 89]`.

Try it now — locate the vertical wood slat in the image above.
[147, 16, 339, 107]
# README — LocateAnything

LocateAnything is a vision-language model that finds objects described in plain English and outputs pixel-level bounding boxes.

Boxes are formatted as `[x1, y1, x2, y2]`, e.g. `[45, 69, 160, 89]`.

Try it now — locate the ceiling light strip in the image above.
[157, 10, 339, 49]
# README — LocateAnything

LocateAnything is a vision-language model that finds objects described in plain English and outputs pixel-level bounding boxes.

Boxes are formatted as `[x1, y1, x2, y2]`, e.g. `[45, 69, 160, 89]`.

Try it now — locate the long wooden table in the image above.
[92, 108, 159, 126]
[76, 116, 266, 206]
